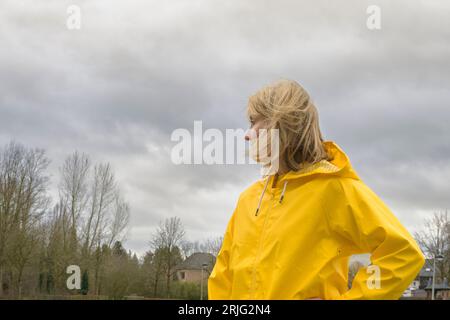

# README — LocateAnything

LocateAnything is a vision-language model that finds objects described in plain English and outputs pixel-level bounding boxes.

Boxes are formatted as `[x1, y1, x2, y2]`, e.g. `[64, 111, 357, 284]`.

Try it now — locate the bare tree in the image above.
[180, 240, 195, 260]
[414, 210, 450, 281]
[82, 163, 116, 257]
[0, 142, 50, 297]
[180, 237, 223, 259]
[42, 201, 71, 294]
[150, 217, 185, 298]
[202, 236, 223, 257]
[106, 192, 130, 248]
[0, 141, 133, 298]
[58, 151, 90, 255]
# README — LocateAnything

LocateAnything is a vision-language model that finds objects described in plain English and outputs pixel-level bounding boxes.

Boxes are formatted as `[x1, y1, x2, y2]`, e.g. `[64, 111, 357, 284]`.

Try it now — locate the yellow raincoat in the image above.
[208, 141, 425, 300]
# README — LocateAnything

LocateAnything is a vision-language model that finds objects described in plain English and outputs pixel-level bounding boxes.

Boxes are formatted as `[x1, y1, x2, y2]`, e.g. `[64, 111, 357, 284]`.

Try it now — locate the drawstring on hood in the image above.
[255, 176, 270, 216]
[255, 176, 288, 215]
[279, 180, 288, 203]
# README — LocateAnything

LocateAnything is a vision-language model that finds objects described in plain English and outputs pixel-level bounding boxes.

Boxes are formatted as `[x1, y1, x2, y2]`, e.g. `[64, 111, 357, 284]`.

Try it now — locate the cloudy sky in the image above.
[1, 0, 449, 256]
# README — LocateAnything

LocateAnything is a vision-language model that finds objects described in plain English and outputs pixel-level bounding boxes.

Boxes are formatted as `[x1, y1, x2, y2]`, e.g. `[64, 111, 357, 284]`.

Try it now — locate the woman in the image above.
[208, 79, 425, 300]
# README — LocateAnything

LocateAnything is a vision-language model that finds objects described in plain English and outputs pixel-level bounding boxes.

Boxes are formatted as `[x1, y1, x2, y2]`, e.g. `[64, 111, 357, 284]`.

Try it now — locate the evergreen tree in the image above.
[80, 270, 89, 295]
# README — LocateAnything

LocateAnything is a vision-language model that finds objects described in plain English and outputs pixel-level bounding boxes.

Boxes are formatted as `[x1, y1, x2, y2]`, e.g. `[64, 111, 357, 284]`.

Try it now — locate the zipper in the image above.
[249, 175, 276, 298]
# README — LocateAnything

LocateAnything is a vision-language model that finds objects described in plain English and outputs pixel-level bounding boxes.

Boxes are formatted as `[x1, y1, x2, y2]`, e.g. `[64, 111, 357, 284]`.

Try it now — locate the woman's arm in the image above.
[325, 178, 425, 300]
[207, 207, 237, 300]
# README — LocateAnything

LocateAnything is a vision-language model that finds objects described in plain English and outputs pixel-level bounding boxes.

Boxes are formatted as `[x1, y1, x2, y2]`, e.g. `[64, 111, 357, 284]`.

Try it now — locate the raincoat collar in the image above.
[283, 141, 359, 180]
[260, 140, 360, 185]
[254, 140, 360, 215]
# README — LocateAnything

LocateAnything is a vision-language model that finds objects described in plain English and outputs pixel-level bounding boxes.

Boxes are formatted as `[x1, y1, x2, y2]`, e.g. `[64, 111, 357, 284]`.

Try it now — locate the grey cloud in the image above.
[1, 0, 449, 255]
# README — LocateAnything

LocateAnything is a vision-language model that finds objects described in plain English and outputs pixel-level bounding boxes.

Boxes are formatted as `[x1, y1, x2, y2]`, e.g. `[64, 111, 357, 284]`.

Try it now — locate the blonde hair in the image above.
[247, 79, 332, 171]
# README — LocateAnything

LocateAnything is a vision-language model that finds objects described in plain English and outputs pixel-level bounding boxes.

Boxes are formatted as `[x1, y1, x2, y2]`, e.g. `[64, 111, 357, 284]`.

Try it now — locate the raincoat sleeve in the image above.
[327, 178, 425, 300]
[207, 206, 237, 300]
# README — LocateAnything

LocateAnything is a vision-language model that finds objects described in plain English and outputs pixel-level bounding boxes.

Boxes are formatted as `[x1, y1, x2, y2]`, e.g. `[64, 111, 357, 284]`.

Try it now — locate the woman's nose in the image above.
[245, 128, 257, 141]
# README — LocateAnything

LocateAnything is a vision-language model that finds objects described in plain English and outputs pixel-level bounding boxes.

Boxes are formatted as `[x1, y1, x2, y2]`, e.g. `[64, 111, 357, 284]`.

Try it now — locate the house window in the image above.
[180, 271, 185, 280]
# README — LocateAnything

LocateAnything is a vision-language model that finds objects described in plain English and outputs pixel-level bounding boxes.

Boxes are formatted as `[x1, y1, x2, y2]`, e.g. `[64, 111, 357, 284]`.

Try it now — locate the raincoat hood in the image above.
[254, 141, 360, 215]
[280, 141, 360, 181]
[208, 140, 425, 300]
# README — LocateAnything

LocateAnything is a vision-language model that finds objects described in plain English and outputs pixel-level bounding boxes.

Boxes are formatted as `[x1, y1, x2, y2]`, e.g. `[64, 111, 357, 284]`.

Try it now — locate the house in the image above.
[417, 259, 439, 289]
[403, 258, 445, 299]
[424, 278, 450, 300]
[174, 252, 216, 283]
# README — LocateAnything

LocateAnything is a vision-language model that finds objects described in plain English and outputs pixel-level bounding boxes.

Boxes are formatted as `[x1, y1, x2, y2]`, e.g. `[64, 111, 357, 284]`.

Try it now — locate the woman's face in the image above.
[246, 112, 278, 167]
[245, 114, 267, 141]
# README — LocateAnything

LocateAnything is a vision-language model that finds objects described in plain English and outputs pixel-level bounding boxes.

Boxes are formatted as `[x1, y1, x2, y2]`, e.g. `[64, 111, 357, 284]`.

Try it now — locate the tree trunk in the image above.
[0, 265, 3, 296]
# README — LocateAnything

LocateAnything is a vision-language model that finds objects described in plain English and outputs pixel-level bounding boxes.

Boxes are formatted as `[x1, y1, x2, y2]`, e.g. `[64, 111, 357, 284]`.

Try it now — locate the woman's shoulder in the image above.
[320, 175, 366, 194]
[238, 178, 267, 201]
